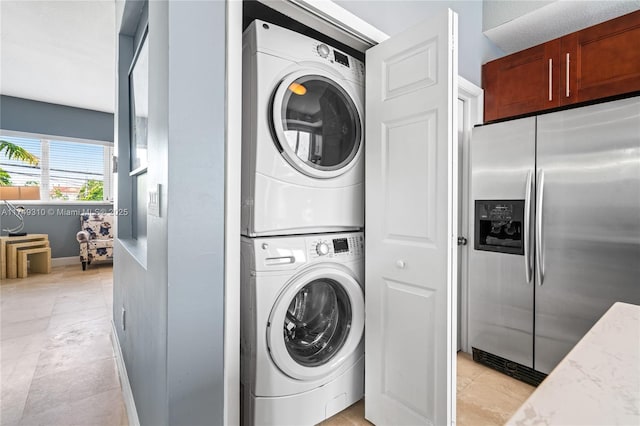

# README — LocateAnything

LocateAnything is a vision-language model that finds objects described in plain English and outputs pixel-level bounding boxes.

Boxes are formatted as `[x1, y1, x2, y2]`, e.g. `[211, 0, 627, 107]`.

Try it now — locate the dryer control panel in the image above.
[248, 19, 365, 86]
[312, 42, 365, 81]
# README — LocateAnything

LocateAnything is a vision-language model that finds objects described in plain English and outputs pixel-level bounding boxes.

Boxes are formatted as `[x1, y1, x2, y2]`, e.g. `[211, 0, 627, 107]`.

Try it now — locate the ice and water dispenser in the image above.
[474, 200, 525, 255]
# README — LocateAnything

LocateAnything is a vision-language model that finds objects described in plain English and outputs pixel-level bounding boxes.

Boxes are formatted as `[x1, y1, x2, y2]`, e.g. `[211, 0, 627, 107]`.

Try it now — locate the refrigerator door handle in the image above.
[524, 170, 533, 283]
[536, 169, 545, 285]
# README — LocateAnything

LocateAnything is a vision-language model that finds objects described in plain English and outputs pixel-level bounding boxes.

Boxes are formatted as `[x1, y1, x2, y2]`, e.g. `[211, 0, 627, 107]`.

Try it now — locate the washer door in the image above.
[271, 70, 363, 179]
[267, 265, 364, 381]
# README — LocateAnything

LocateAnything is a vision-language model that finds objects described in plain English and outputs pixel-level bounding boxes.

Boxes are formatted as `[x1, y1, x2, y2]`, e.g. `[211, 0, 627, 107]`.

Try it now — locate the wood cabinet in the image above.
[483, 40, 560, 121]
[484, 10, 640, 122]
[561, 11, 640, 105]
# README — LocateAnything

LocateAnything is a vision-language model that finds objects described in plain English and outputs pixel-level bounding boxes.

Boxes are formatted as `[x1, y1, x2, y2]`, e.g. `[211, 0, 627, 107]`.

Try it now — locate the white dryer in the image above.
[241, 232, 365, 426]
[242, 20, 365, 237]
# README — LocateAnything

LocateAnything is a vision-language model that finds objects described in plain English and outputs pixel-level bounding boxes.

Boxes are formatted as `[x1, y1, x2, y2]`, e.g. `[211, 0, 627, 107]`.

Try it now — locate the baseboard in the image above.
[110, 321, 140, 426]
[51, 256, 79, 267]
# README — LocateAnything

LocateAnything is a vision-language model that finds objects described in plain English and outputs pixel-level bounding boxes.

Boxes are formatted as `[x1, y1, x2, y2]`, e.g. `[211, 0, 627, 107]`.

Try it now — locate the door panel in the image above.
[468, 117, 536, 368]
[365, 9, 457, 426]
[382, 279, 434, 422]
[535, 97, 640, 374]
[383, 113, 437, 242]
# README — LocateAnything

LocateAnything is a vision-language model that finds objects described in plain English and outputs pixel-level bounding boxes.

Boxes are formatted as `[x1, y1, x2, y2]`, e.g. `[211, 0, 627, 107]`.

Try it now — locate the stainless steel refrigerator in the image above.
[468, 96, 640, 383]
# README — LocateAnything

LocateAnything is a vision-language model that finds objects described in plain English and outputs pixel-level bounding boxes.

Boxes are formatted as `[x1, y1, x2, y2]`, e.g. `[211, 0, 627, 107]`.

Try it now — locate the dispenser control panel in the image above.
[474, 200, 525, 255]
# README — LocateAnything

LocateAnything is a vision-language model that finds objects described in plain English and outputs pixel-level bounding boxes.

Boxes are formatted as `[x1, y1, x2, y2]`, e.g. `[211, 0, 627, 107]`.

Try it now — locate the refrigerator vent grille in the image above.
[472, 347, 547, 387]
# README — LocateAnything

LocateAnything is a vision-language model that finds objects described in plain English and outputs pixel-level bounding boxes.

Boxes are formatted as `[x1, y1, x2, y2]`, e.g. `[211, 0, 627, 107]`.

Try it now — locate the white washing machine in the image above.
[241, 20, 365, 237]
[241, 232, 365, 426]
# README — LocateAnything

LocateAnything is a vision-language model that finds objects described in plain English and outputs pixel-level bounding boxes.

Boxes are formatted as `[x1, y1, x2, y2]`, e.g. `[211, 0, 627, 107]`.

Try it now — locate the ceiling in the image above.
[484, 0, 640, 54]
[1, 1, 638, 115]
[0, 0, 116, 113]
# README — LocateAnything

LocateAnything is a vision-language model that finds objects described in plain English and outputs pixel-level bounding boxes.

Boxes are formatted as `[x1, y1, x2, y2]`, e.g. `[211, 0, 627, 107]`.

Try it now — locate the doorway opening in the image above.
[227, 2, 534, 425]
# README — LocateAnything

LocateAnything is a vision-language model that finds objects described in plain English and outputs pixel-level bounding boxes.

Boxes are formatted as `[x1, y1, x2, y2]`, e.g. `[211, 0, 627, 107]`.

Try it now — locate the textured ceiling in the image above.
[0, 0, 116, 113]
[484, 0, 640, 54]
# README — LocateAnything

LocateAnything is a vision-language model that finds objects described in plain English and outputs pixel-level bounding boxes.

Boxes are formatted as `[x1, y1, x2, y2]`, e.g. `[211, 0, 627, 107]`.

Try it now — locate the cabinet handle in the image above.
[548, 59, 553, 101]
[566, 53, 570, 98]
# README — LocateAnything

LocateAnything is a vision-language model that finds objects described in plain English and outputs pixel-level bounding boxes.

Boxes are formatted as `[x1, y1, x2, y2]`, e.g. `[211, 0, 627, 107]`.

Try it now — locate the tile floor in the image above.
[456, 352, 535, 425]
[1, 264, 534, 426]
[1, 264, 127, 426]
[322, 354, 535, 426]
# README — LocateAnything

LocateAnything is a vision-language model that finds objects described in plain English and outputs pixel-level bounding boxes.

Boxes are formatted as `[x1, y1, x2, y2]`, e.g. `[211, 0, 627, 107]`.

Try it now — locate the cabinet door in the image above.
[561, 10, 640, 105]
[483, 39, 560, 122]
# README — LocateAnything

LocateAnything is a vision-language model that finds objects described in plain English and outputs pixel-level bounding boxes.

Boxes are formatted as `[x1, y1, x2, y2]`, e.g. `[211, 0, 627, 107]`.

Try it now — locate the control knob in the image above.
[317, 44, 330, 58]
[316, 242, 330, 256]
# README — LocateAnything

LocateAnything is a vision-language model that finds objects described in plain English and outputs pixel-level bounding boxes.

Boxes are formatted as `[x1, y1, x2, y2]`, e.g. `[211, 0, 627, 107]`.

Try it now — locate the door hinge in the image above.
[112, 155, 118, 173]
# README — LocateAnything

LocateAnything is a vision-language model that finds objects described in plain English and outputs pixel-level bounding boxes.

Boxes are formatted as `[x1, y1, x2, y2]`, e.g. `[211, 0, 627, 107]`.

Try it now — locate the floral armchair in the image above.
[76, 213, 114, 270]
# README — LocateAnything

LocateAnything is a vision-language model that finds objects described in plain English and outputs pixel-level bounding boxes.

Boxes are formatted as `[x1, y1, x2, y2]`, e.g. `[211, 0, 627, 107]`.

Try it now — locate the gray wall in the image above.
[0, 95, 114, 142]
[165, 1, 225, 423]
[0, 203, 113, 258]
[113, 0, 225, 424]
[334, 0, 504, 87]
[113, 0, 166, 422]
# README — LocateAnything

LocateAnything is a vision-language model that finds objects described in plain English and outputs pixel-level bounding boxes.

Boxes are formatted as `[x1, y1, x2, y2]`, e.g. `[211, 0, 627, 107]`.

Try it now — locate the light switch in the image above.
[148, 184, 161, 217]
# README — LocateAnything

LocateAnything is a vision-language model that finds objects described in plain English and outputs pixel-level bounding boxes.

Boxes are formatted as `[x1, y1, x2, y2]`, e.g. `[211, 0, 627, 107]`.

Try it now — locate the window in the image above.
[128, 26, 149, 242]
[0, 134, 113, 202]
[129, 30, 149, 173]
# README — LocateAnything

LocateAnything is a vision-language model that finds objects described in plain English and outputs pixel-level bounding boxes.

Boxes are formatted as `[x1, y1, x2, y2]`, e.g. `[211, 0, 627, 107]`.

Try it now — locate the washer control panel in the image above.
[249, 232, 363, 271]
[316, 241, 330, 256]
[310, 233, 363, 259]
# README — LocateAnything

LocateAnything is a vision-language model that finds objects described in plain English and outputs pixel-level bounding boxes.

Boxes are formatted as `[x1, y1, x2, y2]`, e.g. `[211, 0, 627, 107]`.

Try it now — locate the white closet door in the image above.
[365, 9, 458, 426]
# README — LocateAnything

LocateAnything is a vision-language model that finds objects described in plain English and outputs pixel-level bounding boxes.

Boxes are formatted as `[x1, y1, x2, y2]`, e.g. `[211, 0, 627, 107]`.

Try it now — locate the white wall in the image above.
[333, 0, 503, 86]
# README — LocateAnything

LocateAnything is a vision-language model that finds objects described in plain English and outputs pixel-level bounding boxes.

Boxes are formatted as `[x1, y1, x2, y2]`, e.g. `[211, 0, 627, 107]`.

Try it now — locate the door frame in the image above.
[224, 2, 483, 424]
[457, 79, 484, 353]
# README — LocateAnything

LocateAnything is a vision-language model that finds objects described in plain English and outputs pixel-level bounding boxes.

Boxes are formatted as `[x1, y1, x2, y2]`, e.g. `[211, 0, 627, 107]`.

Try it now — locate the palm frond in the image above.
[0, 140, 40, 166]
[0, 168, 11, 186]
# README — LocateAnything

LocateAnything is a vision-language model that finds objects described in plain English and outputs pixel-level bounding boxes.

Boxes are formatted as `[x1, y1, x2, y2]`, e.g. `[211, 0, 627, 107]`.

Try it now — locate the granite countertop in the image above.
[507, 302, 640, 425]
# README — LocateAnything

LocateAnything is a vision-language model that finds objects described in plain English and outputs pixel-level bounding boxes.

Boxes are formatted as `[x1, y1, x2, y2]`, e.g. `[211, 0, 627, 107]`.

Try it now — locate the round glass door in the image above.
[267, 266, 364, 381]
[272, 72, 362, 178]
[284, 278, 352, 367]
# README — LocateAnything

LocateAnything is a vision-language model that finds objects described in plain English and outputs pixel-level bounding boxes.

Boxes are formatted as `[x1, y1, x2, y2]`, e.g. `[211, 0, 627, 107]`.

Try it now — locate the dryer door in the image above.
[267, 264, 364, 381]
[271, 70, 363, 179]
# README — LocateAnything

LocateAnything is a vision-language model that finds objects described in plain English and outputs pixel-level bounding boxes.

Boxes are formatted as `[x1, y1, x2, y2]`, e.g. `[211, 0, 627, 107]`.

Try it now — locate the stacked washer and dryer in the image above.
[240, 20, 366, 426]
